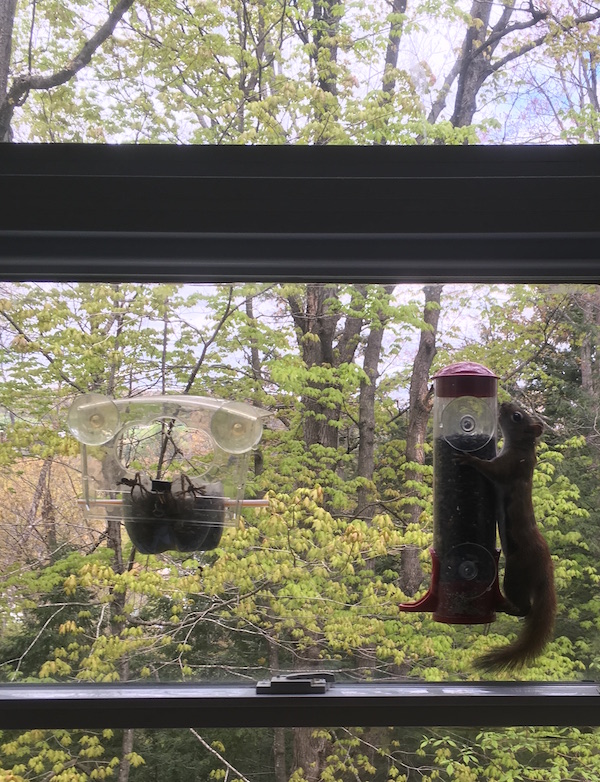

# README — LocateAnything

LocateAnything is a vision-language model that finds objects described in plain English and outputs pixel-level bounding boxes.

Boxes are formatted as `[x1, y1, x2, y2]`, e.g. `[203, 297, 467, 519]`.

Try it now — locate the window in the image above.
[0, 143, 599, 781]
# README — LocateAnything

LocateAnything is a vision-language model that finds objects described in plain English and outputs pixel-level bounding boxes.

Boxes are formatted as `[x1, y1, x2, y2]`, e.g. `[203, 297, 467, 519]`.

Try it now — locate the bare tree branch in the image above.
[0, 0, 136, 139]
[9, 606, 65, 679]
[0, 309, 84, 392]
[190, 728, 253, 782]
[428, 0, 600, 127]
[491, 8, 600, 73]
[427, 57, 464, 124]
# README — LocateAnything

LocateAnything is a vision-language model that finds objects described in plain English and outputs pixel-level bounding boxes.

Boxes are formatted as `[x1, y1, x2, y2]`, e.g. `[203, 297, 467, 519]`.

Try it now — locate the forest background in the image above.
[2, 0, 600, 776]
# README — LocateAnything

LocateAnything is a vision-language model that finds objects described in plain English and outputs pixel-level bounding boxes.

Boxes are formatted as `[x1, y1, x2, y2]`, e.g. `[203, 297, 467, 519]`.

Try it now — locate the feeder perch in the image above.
[67, 394, 270, 554]
[399, 362, 505, 624]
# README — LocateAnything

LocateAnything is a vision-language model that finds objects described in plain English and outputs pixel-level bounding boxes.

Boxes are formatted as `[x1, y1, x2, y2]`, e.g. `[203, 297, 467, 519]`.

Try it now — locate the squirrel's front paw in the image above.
[454, 452, 473, 466]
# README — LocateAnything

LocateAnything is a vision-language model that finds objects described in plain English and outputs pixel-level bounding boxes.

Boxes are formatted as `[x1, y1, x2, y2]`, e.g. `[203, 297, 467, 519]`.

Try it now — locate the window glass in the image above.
[3, 724, 600, 781]
[3, 0, 600, 143]
[0, 281, 596, 688]
[2, 280, 599, 776]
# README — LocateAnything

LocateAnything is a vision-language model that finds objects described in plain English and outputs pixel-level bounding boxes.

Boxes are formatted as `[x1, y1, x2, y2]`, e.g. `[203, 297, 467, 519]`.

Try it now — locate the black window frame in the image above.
[0, 142, 599, 729]
[1, 143, 599, 283]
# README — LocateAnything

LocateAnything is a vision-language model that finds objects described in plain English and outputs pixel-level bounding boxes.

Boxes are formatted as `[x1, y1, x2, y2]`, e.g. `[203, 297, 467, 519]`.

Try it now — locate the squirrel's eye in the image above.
[512, 411, 523, 422]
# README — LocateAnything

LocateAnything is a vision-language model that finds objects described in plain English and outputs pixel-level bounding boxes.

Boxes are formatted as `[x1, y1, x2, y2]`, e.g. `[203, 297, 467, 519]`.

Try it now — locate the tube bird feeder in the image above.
[399, 362, 504, 623]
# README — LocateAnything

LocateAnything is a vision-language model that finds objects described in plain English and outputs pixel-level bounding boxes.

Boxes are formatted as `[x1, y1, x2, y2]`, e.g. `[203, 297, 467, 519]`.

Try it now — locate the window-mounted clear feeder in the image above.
[67, 394, 270, 555]
[399, 362, 505, 624]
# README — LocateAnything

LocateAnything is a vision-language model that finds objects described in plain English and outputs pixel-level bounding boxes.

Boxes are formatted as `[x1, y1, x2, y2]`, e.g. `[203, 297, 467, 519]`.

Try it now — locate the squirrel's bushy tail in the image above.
[475, 580, 557, 672]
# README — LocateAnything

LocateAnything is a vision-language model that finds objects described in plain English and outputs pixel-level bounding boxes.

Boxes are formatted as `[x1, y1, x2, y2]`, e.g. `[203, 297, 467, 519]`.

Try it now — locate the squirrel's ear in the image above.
[528, 422, 543, 438]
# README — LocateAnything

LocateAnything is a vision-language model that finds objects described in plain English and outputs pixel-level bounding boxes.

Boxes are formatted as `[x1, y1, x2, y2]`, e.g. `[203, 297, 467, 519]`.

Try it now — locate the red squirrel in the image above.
[457, 401, 556, 671]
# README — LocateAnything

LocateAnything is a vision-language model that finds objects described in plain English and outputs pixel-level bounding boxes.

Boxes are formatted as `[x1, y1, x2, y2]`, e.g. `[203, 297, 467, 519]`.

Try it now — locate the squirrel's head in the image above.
[499, 402, 543, 444]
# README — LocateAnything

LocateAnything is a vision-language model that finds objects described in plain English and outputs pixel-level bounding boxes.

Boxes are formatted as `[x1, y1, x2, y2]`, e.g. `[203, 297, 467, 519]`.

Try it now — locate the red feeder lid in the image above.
[433, 362, 498, 398]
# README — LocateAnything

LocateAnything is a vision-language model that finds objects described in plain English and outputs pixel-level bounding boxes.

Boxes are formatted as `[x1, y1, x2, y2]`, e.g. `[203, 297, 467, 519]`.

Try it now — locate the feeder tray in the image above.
[67, 394, 270, 554]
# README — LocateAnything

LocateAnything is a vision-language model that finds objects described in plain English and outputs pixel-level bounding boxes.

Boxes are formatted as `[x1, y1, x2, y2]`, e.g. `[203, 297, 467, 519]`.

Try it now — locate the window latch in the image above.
[256, 671, 335, 694]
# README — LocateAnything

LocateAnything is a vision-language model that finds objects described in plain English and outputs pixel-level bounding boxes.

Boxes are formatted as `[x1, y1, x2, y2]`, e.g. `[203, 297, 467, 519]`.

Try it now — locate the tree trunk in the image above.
[41, 466, 58, 561]
[356, 284, 396, 520]
[312, 0, 341, 95]
[273, 728, 286, 782]
[400, 284, 442, 596]
[286, 283, 364, 506]
[575, 287, 600, 461]
[291, 642, 330, 779]
[288, 285, 353, 451]
[287, 284, 363, 771]
[579, 289, 600, 398]
[0, 0, 16, 98]
[375, 0, 409, 144]
[427, 1, 600, 133]
[19, 457, 52, 554]
[0, 0, 17, 141]
[117, 729, 135, 782]
[269, 639, 287, 782]
[246, 295, 265, 477]
[382, 0, 408, 95]
[292, 728, 329, 781]
[311, 0, 341, 142]
[448, 0, 493, 127]
[102, 412, 134, 675]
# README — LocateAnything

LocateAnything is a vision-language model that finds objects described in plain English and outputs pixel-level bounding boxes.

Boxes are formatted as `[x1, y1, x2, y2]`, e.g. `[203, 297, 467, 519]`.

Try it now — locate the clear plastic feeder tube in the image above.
[431, 362, 499, 622]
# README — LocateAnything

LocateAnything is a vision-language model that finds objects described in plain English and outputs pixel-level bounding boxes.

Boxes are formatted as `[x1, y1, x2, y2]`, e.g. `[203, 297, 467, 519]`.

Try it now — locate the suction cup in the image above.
[67, 393, 120, 446]
[210, 408, 263, 454]
[444, 543, 497, 598]
[441, 396, 495, 451]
